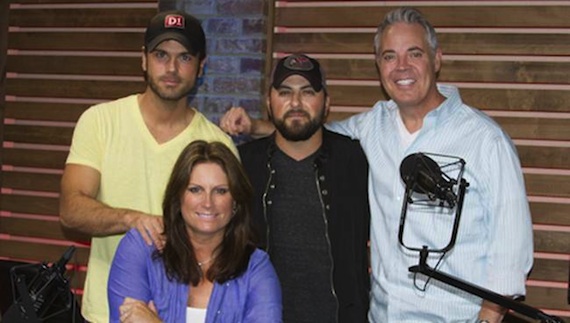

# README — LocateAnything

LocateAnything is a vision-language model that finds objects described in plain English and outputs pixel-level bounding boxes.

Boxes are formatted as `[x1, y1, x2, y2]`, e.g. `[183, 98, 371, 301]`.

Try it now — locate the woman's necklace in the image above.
[197, 256, 214, 267]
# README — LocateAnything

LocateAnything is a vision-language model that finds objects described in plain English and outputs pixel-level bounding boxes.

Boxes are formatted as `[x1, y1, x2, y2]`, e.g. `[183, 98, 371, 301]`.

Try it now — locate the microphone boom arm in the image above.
[409, 246, 563, 323]
[398, 152, 562, 322]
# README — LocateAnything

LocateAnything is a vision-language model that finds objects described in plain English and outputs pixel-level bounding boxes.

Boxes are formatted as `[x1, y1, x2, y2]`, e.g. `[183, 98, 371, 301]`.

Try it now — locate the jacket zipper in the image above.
[315, 168, 339, 323]
[262, 161, 274, 253]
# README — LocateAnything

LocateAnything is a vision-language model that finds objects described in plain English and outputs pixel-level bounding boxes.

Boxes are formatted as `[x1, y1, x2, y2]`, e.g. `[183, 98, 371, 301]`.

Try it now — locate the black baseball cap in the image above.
[271, 54, 327, 93]
[144, 10, 206, 57]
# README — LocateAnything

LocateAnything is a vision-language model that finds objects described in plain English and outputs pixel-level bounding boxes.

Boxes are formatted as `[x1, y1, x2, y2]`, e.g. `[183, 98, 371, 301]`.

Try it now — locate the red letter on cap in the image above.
[164, 15, 184, 28]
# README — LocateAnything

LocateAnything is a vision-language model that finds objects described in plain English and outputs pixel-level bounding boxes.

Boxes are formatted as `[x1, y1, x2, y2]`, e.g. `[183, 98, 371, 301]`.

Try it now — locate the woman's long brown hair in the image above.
[157, 140, 255, 286]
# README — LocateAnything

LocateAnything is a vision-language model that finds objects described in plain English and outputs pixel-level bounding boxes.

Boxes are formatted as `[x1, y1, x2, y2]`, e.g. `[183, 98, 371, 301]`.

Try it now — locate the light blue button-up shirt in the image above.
[327, 84, 533, 322]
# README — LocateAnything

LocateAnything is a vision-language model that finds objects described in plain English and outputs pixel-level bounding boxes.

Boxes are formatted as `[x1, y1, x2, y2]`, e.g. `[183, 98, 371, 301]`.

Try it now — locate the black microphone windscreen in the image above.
[400, 153, 457, 207]
[400, 153, 440, 190]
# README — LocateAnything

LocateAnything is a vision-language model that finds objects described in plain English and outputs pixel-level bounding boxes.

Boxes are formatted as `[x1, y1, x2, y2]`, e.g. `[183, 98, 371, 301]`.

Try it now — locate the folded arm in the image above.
[108, 230, 156, 322]
[242, 252, 283, 322]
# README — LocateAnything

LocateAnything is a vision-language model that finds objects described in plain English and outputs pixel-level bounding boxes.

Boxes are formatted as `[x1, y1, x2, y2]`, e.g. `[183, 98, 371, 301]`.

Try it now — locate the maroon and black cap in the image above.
[144, 10, 206, 57]
[271, 54, 327, 93]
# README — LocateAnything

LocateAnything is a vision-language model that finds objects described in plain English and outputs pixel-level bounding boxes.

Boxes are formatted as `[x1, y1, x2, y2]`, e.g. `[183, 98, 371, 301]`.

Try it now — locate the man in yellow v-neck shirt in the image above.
[59, 10, 236, 323]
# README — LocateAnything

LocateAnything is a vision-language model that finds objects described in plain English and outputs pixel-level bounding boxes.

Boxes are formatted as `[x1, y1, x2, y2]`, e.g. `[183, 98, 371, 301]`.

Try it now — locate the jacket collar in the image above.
[265, 128, 330, 166]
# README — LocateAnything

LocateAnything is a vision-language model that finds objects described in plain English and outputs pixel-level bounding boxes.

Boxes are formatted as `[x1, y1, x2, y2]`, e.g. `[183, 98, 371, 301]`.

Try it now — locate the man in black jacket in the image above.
[230, 54, 370, 322]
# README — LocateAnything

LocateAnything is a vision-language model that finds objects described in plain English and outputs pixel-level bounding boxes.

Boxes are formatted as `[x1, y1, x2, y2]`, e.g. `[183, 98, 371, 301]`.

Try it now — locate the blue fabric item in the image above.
[327, 84, 534, 322]
[108, 229, 282, 323]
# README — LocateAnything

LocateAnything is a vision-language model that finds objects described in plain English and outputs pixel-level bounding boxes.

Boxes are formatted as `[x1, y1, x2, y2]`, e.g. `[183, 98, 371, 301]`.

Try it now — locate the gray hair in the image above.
[373, 7, 439, 56]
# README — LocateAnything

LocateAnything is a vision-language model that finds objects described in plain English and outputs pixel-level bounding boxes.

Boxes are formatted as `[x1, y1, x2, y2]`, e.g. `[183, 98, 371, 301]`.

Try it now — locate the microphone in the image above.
[400, 153, 457, 208]
[26, 246, 75, 315]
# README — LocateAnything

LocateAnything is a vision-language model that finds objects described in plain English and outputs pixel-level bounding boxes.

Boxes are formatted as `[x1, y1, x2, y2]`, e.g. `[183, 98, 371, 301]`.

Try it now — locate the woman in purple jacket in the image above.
[108, 141, 282, 323]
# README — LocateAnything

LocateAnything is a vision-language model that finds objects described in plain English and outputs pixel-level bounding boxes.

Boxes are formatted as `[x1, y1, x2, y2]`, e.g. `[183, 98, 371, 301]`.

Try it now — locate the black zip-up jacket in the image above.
[238, 129, 370, 322]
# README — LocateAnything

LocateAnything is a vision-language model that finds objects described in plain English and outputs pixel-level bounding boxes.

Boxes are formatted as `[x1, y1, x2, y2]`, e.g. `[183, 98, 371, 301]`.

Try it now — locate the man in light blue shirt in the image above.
[327, 82, 533, 322]
[326, 7, 533, 322]
[220, 7, 533, 323]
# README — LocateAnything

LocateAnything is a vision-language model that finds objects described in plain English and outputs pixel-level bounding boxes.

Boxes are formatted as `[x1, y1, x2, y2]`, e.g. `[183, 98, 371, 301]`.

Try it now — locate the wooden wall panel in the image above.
[9, 8, 156, 27]
[0, 241, 90, 266]
[525, 286, 570, 311]
[9, 32, 147, 51]
[1, 194, 59, 216]
[274, 32, 570, 56]
[525, 174, 570, 198]
[497, 117, 570, 141]
[518, 146, 569, 169]
[270, 1, 570, 320]
[3, 148, 68, 168]
[530, 258, 569, 283]
[18, 0, 155, 3]
[3, 172, 61, 192]
[1, 0, 157, 298]
[274, 6, 570, 28]
[6, 79, 145, 100]
[531, 202, 570, 226]
[0, 217, 69, 241]
[4, 102, 88, 121]
[4, 124, 73, 145]
[534, 231, 570, 254]
[1, 0, 7, 185]
[7, 55, 141, 76]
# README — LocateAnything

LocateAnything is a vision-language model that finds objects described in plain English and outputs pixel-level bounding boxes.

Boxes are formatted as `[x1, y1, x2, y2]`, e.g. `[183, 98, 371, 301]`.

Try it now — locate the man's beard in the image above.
[271, 105, 326, 142]
[147, 73, 195, 102]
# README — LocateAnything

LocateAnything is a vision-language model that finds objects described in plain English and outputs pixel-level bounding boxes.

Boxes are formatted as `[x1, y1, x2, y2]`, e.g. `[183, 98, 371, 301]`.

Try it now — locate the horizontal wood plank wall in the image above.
[1, 0, 158, 299]
[270, 1, 570, 321]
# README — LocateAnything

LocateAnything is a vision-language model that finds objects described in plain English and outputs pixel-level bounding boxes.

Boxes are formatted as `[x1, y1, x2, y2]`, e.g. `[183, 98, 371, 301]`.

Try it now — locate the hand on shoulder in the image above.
[126, 212, 165, 250]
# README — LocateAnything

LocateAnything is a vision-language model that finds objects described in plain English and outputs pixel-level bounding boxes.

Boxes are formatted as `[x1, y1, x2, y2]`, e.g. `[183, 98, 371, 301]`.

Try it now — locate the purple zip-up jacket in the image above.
[108, 229, 282, 323]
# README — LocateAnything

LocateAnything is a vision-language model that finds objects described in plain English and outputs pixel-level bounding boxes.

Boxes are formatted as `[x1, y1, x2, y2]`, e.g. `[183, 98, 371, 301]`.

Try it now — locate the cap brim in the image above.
[146, 32, 192, 52]
[272, 70, 323, 92]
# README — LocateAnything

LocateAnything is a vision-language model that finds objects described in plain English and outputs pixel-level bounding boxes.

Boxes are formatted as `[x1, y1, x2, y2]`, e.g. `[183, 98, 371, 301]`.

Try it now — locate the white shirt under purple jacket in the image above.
[108, 229, 282, 323]
[327, 84, 533, 322]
